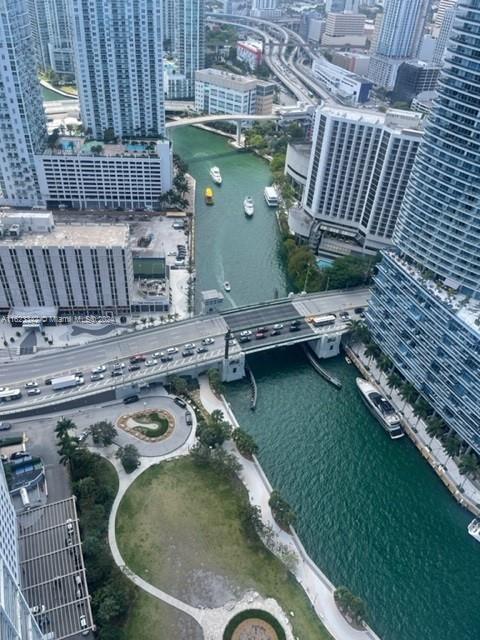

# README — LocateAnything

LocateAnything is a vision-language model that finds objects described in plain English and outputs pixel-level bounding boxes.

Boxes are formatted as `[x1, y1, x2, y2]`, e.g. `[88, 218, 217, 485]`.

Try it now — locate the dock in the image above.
[302, 345, 342, 389]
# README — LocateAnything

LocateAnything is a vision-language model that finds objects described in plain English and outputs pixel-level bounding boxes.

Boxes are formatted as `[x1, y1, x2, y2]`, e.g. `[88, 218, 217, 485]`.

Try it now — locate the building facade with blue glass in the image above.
[367, 0, 480, 453]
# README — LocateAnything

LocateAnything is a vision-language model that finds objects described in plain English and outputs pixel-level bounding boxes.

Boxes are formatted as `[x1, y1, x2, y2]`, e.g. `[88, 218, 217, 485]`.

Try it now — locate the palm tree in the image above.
[364, 342, 381, 366]
[347, 319, 370, 351]
[442, 435, 461, 462]
[57, 435, 79, 467]
[458, 453, 480, 480]
[425, 415, 446, 445]
[387, 371, 402, 392]
[54, 417, 76, 442]
[413, 397, 432, 427]
[399, 382, 418, 411]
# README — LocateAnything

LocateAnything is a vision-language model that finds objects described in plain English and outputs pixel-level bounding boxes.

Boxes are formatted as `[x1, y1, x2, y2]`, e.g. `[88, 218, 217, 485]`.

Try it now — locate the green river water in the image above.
[164, 127, 479, 640]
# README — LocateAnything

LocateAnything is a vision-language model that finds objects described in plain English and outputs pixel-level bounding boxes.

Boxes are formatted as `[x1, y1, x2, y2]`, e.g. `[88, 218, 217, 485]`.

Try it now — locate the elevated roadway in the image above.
[0, 289, 370, 418]
[166, 113, 280, 129]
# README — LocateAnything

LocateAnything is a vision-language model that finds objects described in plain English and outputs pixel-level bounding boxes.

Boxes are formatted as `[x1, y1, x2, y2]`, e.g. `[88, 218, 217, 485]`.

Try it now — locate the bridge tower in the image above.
[221, 330, 245, 382]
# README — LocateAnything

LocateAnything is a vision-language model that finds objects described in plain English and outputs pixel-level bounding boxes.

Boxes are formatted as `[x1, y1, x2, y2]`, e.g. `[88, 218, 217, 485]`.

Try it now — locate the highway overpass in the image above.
[0, 289, 370, 418]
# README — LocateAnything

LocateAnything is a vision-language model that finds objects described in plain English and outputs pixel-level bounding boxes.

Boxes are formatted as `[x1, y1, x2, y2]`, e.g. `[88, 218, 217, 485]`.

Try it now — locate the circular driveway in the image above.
[112, 394, 194, 456]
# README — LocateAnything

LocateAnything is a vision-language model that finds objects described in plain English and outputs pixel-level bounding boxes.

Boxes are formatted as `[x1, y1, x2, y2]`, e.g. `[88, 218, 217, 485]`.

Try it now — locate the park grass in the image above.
[117, 457, 332, 640]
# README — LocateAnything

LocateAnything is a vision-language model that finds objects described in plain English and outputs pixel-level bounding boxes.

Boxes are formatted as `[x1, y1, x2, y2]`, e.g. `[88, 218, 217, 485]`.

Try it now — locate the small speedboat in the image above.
[210, 166, 222, 185]
[224, 281, 231, 292]
[204, 187, 214, 205]
[243, 196, 254, 217]
[345, 356, 352, 365]
[468, 518, 480, 542]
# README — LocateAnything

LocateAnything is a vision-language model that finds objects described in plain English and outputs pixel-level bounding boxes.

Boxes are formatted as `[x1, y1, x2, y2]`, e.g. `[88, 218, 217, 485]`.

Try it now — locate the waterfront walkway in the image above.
[348, 346, 480, 517]
[198, 376, 382, 640]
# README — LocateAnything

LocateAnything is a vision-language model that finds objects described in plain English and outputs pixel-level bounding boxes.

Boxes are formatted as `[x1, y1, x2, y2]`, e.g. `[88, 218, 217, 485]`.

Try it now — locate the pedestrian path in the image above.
[198, 376, 381, 640]
[105, 396, 296, 639]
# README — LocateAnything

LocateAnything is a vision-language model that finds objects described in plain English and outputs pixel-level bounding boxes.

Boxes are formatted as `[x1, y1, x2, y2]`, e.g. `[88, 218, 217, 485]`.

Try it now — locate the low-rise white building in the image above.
[0, 211, 134, 316]
[312, 57, 373, 105]
[195, 69, 275, 115]
[35, 138, 173, 210]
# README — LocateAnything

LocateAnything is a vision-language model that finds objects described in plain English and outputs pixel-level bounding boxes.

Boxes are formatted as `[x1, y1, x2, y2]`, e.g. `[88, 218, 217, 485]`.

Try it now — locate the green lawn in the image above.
[117, 457, 332, 640]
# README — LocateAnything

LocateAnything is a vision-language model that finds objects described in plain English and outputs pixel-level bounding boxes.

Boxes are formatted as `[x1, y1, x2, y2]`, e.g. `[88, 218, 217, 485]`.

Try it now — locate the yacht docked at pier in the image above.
[356, 378, 404, 440]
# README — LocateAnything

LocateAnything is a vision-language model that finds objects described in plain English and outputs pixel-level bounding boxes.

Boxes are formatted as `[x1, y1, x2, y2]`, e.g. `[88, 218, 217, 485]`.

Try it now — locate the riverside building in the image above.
[35, 138, 173, 210]
[367, 0, 480, 454]
[29, 0, 75, 81]
[0, 0, 47, 208]
[289, 106, 423, 255]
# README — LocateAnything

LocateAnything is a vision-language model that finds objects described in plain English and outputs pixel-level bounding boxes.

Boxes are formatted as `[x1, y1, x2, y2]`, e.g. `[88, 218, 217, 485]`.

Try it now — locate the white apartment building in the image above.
[29, 0, 74, 80]
[0, 464, 44, 640]
[312, 58, 373, 105]
[322, 12, 367, 47]
[195, 69, 275, 115]
[70, 0, 165, 139]
[0, 212, 133, 316]
[297, 106, 424, 254]
[35, 138, 173, 211]
[0, 0, 47, 208]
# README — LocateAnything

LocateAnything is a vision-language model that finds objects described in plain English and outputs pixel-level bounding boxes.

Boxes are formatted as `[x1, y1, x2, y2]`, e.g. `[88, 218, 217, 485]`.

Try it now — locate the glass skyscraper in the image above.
[367, 0, 480, 452]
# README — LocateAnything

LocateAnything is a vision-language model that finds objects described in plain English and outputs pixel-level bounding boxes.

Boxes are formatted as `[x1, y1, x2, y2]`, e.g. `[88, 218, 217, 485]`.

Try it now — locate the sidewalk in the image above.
[199, 376, 381, 640]
[348, 345, 480, 517]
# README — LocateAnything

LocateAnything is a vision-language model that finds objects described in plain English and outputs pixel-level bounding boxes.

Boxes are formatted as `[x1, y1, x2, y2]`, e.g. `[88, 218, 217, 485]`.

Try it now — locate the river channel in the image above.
[170, 126, 480, 640]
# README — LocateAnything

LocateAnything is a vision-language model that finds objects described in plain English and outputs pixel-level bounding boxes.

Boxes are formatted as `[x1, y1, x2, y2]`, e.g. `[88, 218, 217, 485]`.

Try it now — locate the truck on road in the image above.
[51, 375, 84, 391]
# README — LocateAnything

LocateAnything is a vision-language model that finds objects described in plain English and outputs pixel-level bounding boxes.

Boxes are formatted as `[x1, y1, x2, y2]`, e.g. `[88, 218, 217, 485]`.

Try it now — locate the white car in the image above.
[79, 614, 88, 635]
[90, 373, 104, 381]
[153, 351, 163, 358]
[91, 365, 106, 374]
[240, 330, 252, 337]
[145, 359, 158, 367]
[66, 518, 74, 533]
[27, 388, 41, 396]
[273, 323, 284, 330]
[201, 337, 215, 345]
[166, 347, 178, 355]
[184, 343, 196, 350]
[31, 605, 46, 615]
[112, 362, 126, 369]
[25, 381, 38, 388]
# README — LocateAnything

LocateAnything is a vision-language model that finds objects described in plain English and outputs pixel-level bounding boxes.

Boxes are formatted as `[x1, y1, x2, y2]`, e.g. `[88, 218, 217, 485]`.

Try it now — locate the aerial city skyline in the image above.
[0, 1, 479, 640]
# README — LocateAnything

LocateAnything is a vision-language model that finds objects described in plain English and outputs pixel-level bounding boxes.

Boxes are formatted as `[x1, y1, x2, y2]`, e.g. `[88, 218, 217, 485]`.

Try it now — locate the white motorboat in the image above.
[224, 281, 231, 292]
[356, 378, 404, 439]
[264, 185, 279, 207]
[210, 166, 222, 185]
[468, 518, 480, 542]
[243, 196, 254, 217]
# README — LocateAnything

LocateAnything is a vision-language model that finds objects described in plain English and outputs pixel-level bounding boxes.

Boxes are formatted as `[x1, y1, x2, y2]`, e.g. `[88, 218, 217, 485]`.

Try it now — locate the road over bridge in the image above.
[0, 289, 370, 418]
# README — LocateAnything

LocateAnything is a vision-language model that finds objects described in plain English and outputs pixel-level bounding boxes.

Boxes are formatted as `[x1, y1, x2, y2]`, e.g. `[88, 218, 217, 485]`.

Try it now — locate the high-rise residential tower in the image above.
[0, 0, 47, 207]
[176, 0, 205, 97]
[70, 0, 165, 139]
[368, 0, 430, 88]
[367, 0, 480, 453]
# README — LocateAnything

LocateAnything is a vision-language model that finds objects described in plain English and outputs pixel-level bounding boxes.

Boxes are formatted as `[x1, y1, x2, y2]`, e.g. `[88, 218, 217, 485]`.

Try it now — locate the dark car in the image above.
[111, 370, 123, 377]
[290, 319, 301, 327]
[354, 307, 365, 314]
[256, 326, 267, 333]
[130, 354, 146, 364]
[160, 354, 173, 363]
[197, 346, 208, 354]
[255, 331, 267, 339]
[174, 397, 186, 408]
[44, 378, 52, 385]
[123, 395, 139, 405]
[128, 364, 141, 372]
[185, 411, 192, 426]
[289, 323, 301, 332]
[270, 329, 281, 336]
[182, 349, 194, 357]
[0, 422, 12, 431]
[239, 336, 251, 343]
[10, 451, 30, 460]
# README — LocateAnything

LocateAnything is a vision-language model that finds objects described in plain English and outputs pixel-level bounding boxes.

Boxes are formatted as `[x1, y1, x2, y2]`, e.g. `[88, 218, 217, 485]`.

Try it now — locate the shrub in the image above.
[334, 586, 367, 626]
[269, 490, 296, 530]
[232, 428, 258, 459]
[116, 444, 140, 473]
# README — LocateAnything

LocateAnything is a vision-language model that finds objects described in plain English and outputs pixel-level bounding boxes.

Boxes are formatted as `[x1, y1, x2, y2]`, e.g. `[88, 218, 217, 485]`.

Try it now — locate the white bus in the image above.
[0, 388, 22, 402]
[311, 314, 336, 328]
